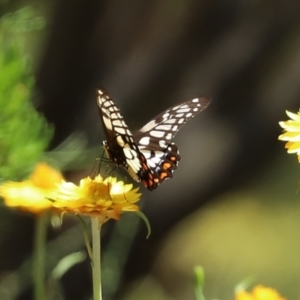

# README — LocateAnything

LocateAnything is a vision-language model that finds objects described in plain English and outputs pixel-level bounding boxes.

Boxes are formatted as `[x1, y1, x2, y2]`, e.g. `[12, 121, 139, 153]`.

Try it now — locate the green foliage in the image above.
[0, 7, 45, 33]
[0, 7, 52, 181]
[50, 251, 86, 280]
[194, 266, 206, 300]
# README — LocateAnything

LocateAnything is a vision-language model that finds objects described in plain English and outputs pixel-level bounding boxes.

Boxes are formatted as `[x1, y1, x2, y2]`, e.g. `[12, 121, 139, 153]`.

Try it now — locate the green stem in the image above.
[91, 217, 102, 300]
[33, 212, 48, 300]
[78, 215, 93, 260]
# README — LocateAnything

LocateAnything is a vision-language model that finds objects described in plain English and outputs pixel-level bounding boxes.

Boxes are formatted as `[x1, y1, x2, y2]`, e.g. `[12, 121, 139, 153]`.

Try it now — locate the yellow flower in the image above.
[236, 285, 286, 300]
[279, 110, 300, 162]
[52, 175, 141, 223]
[0, 163, 64, 214]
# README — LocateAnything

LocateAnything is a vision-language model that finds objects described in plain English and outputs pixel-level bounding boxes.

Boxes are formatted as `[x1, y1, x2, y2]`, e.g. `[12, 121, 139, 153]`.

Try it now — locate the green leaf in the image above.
[234, 276, 256, 294]
[134, 211, 151, 238]
[50, 251, 86, 280]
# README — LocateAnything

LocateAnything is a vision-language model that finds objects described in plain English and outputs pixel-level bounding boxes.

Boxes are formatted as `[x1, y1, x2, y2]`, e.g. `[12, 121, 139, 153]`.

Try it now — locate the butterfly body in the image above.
[97, 89, 210, 190]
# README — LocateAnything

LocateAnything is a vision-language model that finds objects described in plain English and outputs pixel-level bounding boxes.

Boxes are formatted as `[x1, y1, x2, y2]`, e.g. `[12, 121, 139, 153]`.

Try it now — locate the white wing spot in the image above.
[192, 98, 199, 103]
[116, 135, 125, 146]
[180, 104, 189, 109]
[162, 112, 170, 119]
[139, 120, 157, 133]
[156, 124, 172, 131]
[101, 108, 109, 116]
[127, 157, 141, 173]
[141, 149, 151, 158]
[159, 140, 167, 148]
[115, 127, 126, 135]
[193, 108, 199, 112]
[178, 118, 185, 124]
[103, 116, 113, 130]
[125, 129, 132, 136]
[112, 120, 124, 127]
[176, 113, 184, 118]
[147, 160, 156, 168]
[123, 148, 135, 159]
[151, 156, 162, 164]
[111, 112, 118, 118]
[165, 119, 176, 124]
[166, 133, 172, 140]
[150, 130, 165, 138]
[172, 125, 178, 131]
[186, 112, 193, 118]
[176, 108, 191, 113]
[130, 157, 141, 171]
[154, 151, 164, 157]
[139, 136, 150, 146]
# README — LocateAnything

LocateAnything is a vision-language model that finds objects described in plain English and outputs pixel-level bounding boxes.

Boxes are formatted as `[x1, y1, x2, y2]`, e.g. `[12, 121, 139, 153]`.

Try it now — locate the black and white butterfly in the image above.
[97, 88, 211, 190]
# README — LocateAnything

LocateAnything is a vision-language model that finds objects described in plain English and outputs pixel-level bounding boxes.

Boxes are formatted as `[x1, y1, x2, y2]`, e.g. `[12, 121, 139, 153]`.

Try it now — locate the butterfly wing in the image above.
[97, 89, 158, 187]
[133, 97, 211, 187]
[97, 88, 211, 190]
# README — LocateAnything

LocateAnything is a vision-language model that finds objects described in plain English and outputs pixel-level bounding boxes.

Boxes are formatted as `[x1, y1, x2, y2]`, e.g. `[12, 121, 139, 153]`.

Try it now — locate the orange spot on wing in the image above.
[160, 172, 168, 180]
[163, 162, 172, 169]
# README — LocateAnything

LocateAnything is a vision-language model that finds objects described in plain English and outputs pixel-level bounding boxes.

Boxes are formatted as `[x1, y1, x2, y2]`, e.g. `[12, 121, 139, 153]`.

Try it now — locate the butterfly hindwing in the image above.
[97, 88, 211, 190]
[133, 97, 210, 186]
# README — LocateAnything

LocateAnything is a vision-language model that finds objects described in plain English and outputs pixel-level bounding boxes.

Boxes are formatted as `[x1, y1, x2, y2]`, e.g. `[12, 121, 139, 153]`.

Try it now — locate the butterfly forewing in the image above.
[134, 97, 211, 147]
[97, 89, 157, 186]
[97, 89, 132, 141]
[97, 88, 211, 190]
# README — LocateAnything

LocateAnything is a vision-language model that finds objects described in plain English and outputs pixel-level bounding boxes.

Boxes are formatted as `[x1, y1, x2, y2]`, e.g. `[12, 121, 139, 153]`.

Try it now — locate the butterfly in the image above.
[97, 88, 211, 190]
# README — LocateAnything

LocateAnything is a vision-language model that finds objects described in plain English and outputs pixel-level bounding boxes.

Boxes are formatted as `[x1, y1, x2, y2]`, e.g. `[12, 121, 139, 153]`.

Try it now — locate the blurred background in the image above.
[1, 1, 300, 299]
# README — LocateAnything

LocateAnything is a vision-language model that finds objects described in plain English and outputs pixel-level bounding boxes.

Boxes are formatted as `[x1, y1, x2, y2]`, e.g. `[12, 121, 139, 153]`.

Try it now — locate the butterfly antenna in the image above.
[97, 149, 107, 174]
[90, 149, 110, 178]
[90, 157, 100, 178]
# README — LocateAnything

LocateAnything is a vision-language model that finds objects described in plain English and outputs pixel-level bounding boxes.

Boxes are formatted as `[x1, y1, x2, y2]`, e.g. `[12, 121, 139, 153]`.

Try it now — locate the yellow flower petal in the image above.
[279, 110, 300, 162]
[279, 131, 300, 141]
[236, 285, 286, 300]
[286, 142, 300, 153]
[52, 175, 141, 222]
[30, 163, 64, 189]
[235, 291, 254, 300]
[0, 163, 63, 214]
[286, 110, 300, 121]
[279, 121, 300, 132]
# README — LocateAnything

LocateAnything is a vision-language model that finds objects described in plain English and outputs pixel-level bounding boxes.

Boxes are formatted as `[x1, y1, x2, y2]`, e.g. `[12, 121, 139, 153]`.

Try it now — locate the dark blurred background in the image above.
[1, 1, 300, 299]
